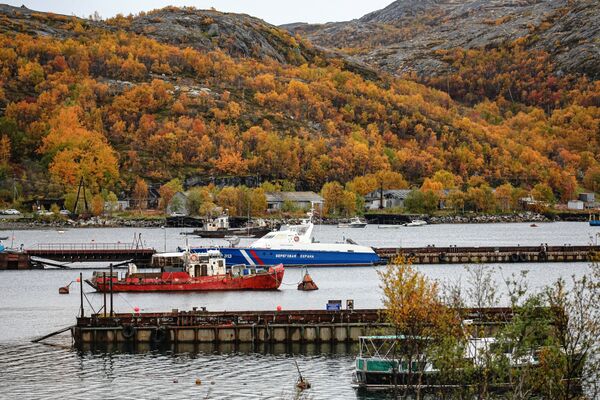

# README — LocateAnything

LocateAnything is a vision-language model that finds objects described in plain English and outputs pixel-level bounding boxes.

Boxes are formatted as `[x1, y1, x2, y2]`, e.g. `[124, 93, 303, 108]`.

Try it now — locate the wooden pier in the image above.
[0, 241, 156, 270]
[71, 308, 514, 346]
[374, 245, 600, 264]
[26, 242, 155, 265]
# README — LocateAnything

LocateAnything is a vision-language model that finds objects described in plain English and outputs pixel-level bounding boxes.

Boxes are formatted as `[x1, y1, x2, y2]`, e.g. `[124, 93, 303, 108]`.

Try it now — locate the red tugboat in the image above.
[86, 250, 284, 292]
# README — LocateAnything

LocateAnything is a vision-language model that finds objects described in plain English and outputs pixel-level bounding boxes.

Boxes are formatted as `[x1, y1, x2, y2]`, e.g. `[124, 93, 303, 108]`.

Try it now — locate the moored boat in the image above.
[590, 215, 600, 227]
[85, 250, 284, 292]
[190, 214, 272, 238]
[404, 219, 427, 227]
[190, 211, 381, 267]
[353, 335, 540, 391]
[338, 216, 367, 228]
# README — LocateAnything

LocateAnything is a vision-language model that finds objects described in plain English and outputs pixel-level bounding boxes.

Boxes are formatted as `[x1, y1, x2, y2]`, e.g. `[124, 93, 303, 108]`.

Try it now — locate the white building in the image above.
[364, 189, 412, 210]
[265, 192, 323, 212]
[567, 200, 584, 210]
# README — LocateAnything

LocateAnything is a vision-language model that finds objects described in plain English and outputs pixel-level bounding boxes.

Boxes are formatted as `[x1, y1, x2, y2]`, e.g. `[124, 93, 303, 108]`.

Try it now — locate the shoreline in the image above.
[0, 211, 568, 230]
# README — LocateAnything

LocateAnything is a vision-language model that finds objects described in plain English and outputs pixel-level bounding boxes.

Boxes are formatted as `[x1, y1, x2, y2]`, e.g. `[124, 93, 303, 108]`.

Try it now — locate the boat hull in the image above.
[87, 266, 284, 292]
[590, 221, 600, 226]
[192, 227, 272, 238]
[190, 247, 382, 267]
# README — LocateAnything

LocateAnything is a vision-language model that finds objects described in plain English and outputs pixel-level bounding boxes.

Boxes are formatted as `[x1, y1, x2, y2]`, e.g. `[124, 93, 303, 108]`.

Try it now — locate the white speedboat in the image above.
[404, 219, 427, 227]
[338, 216, 367, 228]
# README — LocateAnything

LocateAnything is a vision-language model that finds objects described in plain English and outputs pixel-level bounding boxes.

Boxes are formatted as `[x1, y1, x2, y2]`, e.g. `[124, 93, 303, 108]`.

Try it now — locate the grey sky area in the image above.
[5, 1, 393, 25]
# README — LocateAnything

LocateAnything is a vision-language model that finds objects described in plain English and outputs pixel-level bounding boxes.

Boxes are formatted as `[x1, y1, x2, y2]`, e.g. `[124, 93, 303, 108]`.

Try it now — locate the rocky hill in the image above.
[287, 0, 600, 78]
[0, 4, 598, 206]
[0, 4, 377, 79]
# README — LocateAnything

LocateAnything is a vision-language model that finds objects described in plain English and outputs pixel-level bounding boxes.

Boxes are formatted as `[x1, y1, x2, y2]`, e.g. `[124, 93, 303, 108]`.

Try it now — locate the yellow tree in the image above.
[133, 178, 149, 210]
[91, 194, 105, 216]
[379, 258, 459, 394]
[38, 106, 119, 192]
[321, 181, 344, 216]
[494, 183, 514, 212]
[0, 135, 10, 165]
[216, 186, 242, 216]
[158, 178, 183, 210]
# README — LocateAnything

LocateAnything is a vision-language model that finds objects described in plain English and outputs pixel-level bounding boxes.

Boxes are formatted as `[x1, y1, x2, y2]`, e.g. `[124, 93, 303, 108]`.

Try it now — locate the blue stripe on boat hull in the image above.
[190, 247, 382, 267]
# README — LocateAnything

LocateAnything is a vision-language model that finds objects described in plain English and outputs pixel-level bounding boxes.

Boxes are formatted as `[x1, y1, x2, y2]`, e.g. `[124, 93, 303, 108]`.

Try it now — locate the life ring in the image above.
[510, 253, 519, 262]
[293, 236, 299, 242]
[152, 327, 168, 344]
[538, 251, 547, 261]
[519, 253, 528, 262]
[438, 252, 446, 263]
[189, 254, 199, 262]
[121, 324, 136, 340]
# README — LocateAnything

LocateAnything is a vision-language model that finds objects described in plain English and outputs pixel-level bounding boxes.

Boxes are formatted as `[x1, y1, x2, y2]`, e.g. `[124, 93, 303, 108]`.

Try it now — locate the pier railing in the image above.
[35, 242, 152, 251]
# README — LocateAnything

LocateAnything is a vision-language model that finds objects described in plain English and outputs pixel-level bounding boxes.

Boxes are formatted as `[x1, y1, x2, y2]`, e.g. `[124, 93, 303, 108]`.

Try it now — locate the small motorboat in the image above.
[86, 249, 284, 292]
[404, 219, 427, 227]
[590, 215, 600, 227]
[338, 216, 367, 228]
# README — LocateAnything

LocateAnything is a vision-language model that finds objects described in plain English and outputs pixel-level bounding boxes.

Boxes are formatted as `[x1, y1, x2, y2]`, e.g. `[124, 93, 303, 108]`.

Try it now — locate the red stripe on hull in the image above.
[249, 249, 265, 265]
[93, 266, 284, 292]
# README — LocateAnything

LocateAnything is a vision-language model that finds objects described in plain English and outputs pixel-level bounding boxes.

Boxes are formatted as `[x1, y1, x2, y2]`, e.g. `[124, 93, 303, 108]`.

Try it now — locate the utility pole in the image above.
[12, 174, 17, 204]
[109, 263, 114, 317]
[79, 272, 84, 318]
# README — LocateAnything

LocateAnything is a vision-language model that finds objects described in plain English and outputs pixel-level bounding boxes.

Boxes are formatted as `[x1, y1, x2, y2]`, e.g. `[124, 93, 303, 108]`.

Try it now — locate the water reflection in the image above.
[77, 340, 360, 356]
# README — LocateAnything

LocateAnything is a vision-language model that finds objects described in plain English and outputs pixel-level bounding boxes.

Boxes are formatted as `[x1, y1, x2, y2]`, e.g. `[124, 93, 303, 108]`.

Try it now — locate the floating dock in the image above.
[73, 309, 388, 346]
[71, 308, 516, 347]
[374, 245, 600, 264]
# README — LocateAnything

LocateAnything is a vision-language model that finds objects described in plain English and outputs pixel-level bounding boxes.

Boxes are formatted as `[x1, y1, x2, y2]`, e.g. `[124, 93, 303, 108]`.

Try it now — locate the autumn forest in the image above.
[0, 6, 599, 214]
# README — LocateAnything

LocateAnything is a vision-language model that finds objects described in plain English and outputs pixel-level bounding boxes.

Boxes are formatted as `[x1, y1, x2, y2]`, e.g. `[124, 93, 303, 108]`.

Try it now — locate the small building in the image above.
[364, 189, 412, 210]
[265, 192, 323, 212]
[105, 199, 130, 212]
[579, 193, 595, 203]
[567, 200, 584, 210]
[166, 192, 189, 216]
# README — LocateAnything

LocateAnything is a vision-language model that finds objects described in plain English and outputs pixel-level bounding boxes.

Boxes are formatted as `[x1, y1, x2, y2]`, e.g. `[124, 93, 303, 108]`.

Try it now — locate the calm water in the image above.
[0, 222, 596, 399]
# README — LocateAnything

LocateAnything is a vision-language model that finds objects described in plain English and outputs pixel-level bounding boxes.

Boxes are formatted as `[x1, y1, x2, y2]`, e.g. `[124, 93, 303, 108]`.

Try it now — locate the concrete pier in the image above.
[375, 245, 600, 264]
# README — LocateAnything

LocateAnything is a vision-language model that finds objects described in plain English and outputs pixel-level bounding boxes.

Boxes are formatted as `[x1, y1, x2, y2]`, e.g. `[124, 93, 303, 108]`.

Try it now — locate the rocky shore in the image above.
[0, 216, 166, 230]
[427, 212, 551, 224]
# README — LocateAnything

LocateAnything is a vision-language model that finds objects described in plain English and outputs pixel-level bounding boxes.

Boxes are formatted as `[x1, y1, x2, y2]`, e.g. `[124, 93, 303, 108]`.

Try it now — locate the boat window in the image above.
[263, 233, 276, 239]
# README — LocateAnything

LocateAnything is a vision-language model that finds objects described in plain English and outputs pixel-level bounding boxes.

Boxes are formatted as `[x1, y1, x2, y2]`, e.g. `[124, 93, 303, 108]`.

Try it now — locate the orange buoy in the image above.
[58, 286, 69, 294]
[297, 270, 318, 291]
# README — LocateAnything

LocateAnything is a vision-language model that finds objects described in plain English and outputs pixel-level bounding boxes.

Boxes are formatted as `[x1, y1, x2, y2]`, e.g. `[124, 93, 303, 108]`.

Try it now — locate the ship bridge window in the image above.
[263, 233, 276, 239]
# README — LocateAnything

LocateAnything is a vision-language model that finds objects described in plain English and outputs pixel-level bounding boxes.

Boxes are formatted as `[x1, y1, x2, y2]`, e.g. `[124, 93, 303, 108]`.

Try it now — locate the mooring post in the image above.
[79, 272, 84, 318]
[109, 263, 114, 317]
[103, 272, 107, 316]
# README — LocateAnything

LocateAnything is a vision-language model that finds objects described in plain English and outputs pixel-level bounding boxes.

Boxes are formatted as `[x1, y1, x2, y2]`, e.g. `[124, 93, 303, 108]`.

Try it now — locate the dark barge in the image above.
[71, 307, 516, 347]
[375, 244, 600, 264]
[72, 309, 389, 346]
